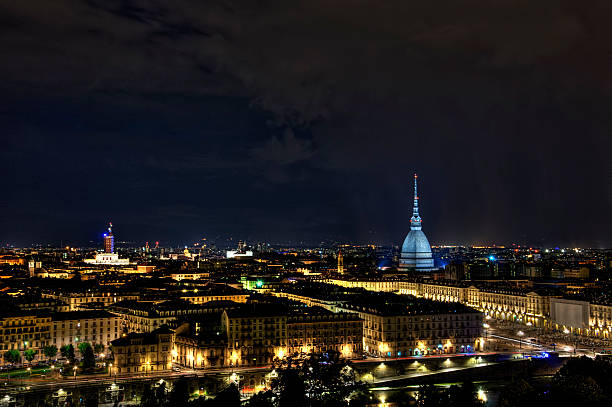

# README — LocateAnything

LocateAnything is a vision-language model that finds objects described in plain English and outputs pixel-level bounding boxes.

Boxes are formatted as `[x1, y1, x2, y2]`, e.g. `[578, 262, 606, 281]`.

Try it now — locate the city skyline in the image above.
[2, 216, 611, 250]
[2, 2, 612, 406]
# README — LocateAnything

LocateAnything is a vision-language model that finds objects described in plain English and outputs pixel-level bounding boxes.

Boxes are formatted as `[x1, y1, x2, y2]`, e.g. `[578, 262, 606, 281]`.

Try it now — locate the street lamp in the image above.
[517, 331, 524, 350]
[109, 363, 113, 377]
[73, 366, 78, 380]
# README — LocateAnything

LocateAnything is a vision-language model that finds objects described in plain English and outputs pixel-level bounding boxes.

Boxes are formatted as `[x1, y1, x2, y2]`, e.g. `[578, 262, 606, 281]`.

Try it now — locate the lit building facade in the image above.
[50, 310, 120, 352]
[173, 321, 228, 369]
[218, 305, 363, 368]
[222, 307, 287, 367]
[286, 311, 362, 359]
[271, 283, 482, 357]
[329, 277, 612, 338]
[179, 291, 249, 305]
[352, 307, 482, 357]
[0, 313, 51, 364]
[111, 326, 173, 374]
[41, 290, 139, 311]
[108, 300, 224, 333]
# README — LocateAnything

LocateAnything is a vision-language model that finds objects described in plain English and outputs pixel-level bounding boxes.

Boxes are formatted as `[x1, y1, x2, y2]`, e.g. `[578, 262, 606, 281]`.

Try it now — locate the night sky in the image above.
[2, 1, 611, 248]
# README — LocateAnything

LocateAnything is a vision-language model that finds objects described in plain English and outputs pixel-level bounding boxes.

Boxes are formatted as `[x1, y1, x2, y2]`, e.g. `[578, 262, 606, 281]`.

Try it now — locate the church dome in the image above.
[400, 230, 434, 271]
[402, 230, 433, 255]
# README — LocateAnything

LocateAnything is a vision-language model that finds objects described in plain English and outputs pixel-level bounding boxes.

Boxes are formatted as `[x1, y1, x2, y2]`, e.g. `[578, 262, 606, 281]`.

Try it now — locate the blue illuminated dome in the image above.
[399, 174, 435, 272]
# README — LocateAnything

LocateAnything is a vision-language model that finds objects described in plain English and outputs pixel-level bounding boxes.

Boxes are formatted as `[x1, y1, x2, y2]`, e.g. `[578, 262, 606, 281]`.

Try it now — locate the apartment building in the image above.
[108, 300, 239, 334]
[42, 290, 139, 311]
[0, 311, 51, 363]
[50, 310, 120, 352]
[111, 326, 173, 374]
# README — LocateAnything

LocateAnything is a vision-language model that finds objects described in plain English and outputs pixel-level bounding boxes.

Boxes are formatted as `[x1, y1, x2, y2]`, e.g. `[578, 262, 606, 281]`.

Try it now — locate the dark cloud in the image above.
[1, 0, 611, 247]
[251, 129, 315, 165]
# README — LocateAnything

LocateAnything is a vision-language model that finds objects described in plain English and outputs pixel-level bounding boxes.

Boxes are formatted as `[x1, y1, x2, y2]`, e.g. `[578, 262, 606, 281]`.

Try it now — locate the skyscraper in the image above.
[399, 174, 435, 272]
[103, 222, 114, 253]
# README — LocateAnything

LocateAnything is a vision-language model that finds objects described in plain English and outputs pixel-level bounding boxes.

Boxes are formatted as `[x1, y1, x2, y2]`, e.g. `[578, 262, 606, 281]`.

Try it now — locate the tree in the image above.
[24, 349, 36, 364]
[168, 377, 190, 406]
[4, 350, 21, 364]
[83, 345, 96, 369]
[447, 381, 485, 407]
[212, 383, 241, 407]
[275, 369, 305, 407]
[348, 389, 377, 407]
[94, 344, 105, 356]
[141, 383, 163, 407]
[416, 384, 446, 407]
[247, 390, 274, 407]
[416, 381, 485, 407]
[154, 381, 167, 403]
[549, 355, 612, 406]
[498, 378, 538, 407]
[60, 344, 75, 362]
[78, 342, 92, 357]
[270, 353, 364, 407]
[43, 345, 58, 361]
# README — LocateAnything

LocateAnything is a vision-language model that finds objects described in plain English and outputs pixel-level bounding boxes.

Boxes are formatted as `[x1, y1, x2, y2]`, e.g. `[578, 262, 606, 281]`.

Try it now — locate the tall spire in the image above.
[410, 173, 422, 230]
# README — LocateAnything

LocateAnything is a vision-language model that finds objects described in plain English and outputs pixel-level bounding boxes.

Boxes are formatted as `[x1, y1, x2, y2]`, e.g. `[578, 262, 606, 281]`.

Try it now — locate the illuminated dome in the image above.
[399, 174, 435, 272]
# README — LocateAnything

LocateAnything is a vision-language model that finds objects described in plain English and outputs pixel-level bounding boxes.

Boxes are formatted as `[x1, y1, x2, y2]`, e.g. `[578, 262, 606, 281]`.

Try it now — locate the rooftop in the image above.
[50, 310, 116, 321]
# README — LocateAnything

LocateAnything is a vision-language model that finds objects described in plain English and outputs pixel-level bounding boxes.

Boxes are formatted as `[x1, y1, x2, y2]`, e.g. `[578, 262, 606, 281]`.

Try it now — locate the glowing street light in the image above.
[517, 330, 524, 349]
